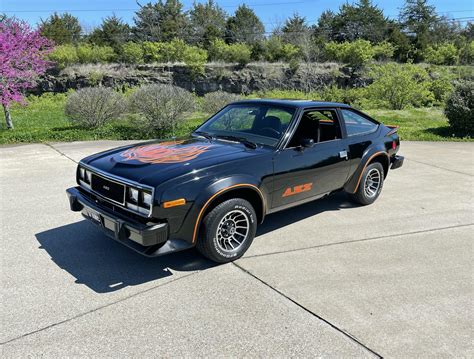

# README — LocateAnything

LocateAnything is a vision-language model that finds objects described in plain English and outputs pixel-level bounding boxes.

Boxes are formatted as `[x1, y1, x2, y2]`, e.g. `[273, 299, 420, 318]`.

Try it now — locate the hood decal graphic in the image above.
[120, 141, 212, 164]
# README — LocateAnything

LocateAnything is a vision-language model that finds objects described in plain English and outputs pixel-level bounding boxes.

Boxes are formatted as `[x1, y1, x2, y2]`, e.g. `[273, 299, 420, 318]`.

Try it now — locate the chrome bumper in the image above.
[66, 187, 170, 252]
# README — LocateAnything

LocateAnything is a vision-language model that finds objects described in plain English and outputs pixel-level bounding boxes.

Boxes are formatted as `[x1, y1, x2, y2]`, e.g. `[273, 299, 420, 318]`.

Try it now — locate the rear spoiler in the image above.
[385, 125, 399, 137]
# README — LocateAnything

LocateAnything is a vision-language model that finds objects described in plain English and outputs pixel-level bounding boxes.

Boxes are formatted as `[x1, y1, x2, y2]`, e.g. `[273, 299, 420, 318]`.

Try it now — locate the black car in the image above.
[67, 99, 404, 263]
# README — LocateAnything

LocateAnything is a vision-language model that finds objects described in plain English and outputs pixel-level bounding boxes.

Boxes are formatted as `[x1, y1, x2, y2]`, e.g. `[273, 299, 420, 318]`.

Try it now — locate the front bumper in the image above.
[66, 187, 192, 257]
[391, 155, 404, 170]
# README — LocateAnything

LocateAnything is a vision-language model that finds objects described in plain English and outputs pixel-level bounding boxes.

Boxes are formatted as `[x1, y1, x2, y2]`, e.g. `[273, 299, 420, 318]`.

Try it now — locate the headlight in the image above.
[129, 188, 139, 203]
[85, 170, 91, 183]
[79, 167, 85, 179]
[142, 191, 152, 207]
[125, 187, 153, 213]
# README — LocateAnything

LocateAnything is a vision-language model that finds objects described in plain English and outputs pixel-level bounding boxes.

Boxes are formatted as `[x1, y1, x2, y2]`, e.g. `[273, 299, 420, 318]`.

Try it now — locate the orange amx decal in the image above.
[282, 183, 313, 197]
[121, 141, 212, 164]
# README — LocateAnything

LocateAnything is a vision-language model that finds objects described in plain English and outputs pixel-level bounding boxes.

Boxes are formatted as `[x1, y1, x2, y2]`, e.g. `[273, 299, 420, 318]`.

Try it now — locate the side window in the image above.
[287, 109, 341, 148]
[341, 109, 378, 136]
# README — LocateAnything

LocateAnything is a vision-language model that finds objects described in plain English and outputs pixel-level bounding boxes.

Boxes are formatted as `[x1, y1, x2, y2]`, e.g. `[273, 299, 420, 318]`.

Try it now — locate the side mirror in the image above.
[299, 138, 314, 149]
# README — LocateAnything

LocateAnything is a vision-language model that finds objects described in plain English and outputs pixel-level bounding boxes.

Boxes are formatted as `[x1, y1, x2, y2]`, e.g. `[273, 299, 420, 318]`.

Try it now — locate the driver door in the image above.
[271, 108, 351, 209]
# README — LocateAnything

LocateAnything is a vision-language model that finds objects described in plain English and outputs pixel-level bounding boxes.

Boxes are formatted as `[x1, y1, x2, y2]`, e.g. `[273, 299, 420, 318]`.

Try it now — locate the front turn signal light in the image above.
[163, 198, 186, 209]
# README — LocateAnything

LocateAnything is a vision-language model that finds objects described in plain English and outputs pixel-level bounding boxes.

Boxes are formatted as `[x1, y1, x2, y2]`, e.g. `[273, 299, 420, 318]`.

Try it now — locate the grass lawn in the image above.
[0, 94, 471, 144]
[366, 108, 470, 142]
[0, 94, 206, 145]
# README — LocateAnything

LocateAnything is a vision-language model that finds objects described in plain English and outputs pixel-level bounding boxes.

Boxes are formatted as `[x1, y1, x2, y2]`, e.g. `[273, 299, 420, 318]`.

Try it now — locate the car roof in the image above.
[230, 98, 352, 109]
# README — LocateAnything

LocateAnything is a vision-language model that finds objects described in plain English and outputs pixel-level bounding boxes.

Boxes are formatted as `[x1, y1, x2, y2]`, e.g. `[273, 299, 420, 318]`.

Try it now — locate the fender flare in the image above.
[344, 148, 389, 194]
[190, 176, 267, 244]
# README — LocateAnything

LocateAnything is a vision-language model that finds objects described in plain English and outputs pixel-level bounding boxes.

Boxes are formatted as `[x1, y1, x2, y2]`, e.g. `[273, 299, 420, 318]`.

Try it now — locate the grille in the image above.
[91, 173, 126, 205]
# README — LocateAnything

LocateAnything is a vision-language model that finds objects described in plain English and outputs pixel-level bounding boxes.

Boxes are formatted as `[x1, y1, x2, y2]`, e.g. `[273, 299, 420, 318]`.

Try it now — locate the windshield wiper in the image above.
[194, 131, 214, 141]
[215, 135, 257, 149]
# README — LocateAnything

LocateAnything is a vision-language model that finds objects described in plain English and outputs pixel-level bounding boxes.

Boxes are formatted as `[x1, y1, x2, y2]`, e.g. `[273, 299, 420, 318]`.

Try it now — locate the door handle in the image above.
[339, 150, 348, 160]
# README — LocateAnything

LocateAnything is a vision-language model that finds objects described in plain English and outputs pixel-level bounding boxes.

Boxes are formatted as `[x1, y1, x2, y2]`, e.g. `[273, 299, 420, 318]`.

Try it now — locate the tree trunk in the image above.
[3, 104, 13, 129]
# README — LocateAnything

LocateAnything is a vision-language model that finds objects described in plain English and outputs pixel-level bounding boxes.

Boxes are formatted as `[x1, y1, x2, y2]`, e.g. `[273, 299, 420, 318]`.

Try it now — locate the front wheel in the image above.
[348, 162, 384, 205]
[196, 198, 257, 263]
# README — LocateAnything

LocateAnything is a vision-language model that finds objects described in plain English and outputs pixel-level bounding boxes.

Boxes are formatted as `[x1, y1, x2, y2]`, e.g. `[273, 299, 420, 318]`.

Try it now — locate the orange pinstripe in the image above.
[192, 184, 265, 243]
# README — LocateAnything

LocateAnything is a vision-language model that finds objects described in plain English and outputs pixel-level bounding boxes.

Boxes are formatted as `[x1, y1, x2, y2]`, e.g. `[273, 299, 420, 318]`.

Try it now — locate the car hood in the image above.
[81, 136, 269, 186]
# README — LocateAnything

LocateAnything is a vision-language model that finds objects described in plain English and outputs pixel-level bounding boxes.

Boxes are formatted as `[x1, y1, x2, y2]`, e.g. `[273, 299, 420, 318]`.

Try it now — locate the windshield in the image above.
[194, 104, 296, 147]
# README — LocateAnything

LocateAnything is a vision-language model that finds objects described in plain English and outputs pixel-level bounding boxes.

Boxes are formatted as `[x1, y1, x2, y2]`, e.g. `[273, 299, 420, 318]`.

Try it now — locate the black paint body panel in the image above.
[70, 100, 403, 249]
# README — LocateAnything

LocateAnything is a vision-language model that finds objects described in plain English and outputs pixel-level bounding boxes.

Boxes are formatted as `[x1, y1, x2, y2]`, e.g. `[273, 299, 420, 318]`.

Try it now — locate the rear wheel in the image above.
[349, 162, 384, 205]
[196, 198, 257, 263]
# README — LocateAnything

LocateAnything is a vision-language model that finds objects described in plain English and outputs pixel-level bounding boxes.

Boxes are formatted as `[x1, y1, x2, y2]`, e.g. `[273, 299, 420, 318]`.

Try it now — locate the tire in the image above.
[349, 162, 384, 205]
[196, 198, 257, 263]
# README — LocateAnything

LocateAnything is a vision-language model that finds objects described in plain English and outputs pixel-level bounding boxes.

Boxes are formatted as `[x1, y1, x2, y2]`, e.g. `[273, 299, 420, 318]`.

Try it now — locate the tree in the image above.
[281, 13, 310, 46]
[39, 12, 82, 45]
[188, 0, 227, 48]
[0, 18, 53, 129]
[88, 15, 131, 50]
[339, 0, 388, 43]
[133, 0, 188, 42]
[313, 10, 337, 42]
[225, 5, 265, 44]
[386, 21, 413, 62]
[314, 0, 389, 43]
[399, 0, 438, 59]
[461, 23, 474, 42]
[431, 16, 462, 45]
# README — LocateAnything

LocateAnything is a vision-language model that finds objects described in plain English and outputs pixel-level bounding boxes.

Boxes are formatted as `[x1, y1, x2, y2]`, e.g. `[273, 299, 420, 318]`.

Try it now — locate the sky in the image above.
[1, 0, 473, 32]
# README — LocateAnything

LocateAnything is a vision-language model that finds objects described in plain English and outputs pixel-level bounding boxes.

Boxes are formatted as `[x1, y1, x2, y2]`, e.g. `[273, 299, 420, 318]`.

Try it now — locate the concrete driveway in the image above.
[0, 141, 472, 358]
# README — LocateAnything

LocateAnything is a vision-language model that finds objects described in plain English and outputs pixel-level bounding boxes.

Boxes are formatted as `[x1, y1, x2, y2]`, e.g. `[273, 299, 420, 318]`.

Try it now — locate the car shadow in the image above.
[257, 192, 356, 236]
[36, 192, 355, 293]
[35, 221, 216, 294]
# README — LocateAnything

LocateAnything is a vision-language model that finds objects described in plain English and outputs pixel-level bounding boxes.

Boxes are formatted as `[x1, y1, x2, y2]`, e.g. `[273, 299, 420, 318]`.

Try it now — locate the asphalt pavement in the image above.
[0, 140, 472, 358]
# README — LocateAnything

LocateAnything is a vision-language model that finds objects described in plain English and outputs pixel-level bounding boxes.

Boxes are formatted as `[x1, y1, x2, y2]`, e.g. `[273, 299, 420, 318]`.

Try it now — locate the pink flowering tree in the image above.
[0, 17, 53, 129]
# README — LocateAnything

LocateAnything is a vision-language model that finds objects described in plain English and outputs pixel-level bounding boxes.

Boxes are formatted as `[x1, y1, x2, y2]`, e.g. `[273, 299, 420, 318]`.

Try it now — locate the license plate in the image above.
[86, 210, 102, 224]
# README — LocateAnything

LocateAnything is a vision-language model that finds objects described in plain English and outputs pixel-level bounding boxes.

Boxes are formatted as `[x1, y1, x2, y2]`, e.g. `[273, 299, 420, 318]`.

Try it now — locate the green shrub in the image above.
[142, 41, 162, 62]
[65, 88, 125, 128]
[429, 77, 454, 105]
[161, 39, 187, 62]
[325, 40, 374, 71]
[325, 40, 395, 70]
[209, 40, 252, 65]
[142, 39, 189, 63]
[227, 43, 252, 65]
[121, 42, 144, 64]
[263, 37, 300, 62]
[250, 41, 266, 61]
[76, 44, 116, 63]
[320, 86, 367, 107]
[444, 81, 474, 135]
[202, 91, 241, 114]
[373, 41, 395, 61]
[76, 44, 96, 63]
[367, 63, 434, 110]
[183, 46, 208, 76]
[425, 43, 459, 65]
[48, 45, 79, 68]
[208, 39, 229, 61]
[129, 84, 196, 133]
[280, 43, 300, 62]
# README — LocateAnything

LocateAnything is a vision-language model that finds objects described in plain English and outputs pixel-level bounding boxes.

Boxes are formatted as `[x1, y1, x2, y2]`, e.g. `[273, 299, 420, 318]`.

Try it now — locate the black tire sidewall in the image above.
[200, 199, 257, 263]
